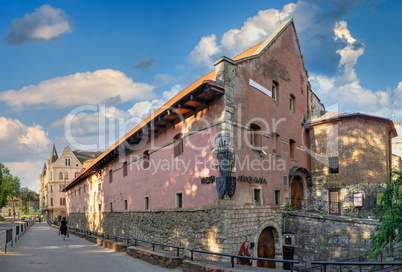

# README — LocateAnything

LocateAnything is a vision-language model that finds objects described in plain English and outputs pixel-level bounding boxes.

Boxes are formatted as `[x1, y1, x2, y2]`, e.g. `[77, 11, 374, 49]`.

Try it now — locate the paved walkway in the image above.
[0, 223, 182, 272]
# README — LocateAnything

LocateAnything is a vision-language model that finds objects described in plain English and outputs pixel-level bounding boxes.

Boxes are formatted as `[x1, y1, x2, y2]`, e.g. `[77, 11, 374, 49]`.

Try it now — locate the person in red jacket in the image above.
[236, 241, 252, 266]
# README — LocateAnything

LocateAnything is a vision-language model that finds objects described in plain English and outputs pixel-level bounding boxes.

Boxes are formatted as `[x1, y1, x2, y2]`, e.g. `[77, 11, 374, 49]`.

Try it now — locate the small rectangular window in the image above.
[290, 95, 295, 113]
[272, 82, 279, 102]
[124, 200, 128, 210]
[176, 193, 183, 208]
[329, 189, 341, 215]
[250, 124, 261, 148]
[145, 196, 149, 210]
[110, 202, 113, 211]
[254, 189, 261, 205]
[275, 190, 280, 205]
[272, 133, 281, 155]
[98, 182, 102, 191]
[329, 157, 339, 173]
[123, 161, 128, 177]
[109, 170, 113, 183]
[174, 135, 184, 157]
[98, 203, 101, 212]
[289, 139, 296, 159]
[65, 159, 70, 166]
[50, 198, 53, 206]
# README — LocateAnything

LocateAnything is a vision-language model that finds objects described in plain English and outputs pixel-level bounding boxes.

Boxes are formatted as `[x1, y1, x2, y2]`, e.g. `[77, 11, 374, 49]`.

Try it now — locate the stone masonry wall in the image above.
[283, 211, 379, 271]
[68, 200, 284, 261]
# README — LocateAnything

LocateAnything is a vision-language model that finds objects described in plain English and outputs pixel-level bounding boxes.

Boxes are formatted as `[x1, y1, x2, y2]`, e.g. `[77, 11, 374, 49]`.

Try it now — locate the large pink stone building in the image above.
[64, 18, 397, 269]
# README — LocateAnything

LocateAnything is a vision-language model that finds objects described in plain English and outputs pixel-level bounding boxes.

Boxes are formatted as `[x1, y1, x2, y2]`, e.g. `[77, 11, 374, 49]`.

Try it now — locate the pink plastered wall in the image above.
[67, 102, 224, 212]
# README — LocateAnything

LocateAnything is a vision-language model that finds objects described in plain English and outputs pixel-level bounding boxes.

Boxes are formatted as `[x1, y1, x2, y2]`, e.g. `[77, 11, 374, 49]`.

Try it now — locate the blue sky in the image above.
[1, 0, 401, 191]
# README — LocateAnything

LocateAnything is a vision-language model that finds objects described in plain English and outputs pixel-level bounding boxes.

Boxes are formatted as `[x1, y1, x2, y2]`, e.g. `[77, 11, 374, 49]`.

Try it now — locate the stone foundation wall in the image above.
[308, 180, 386, 218]
[68, 200, 284, 260]
[68, 206, 224, 252]
[283, 211, 379, 271]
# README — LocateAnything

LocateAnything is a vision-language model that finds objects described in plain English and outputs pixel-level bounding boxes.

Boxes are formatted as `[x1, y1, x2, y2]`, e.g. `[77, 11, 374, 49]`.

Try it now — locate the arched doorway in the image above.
[290, 176, 303, 210]
[257, 227, 276, 268]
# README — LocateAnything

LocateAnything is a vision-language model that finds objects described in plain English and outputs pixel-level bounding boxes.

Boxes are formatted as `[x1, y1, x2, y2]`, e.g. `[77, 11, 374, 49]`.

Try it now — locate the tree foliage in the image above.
[0, 164, 21, 209]
[370, 171, 402, 258]
[19, 187, 39, 215]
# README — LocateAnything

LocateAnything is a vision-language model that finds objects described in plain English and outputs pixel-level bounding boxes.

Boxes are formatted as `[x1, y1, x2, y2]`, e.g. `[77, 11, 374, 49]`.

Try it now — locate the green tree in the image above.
[370, 171, 402, 258]
[0, 164, 21, 211]
[19, 187, 39, 215]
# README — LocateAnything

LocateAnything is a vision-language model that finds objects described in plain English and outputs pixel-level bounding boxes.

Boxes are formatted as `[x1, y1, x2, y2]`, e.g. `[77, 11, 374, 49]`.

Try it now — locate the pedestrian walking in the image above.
[59, 217, 69, 240]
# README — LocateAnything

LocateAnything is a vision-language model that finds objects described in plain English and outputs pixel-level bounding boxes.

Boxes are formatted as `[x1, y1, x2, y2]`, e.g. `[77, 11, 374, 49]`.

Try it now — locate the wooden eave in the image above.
[65, 79, 223, 191]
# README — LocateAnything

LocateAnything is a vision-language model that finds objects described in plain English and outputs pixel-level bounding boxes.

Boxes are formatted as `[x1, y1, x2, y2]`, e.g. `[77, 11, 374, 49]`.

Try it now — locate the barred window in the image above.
[329, 157, 339, 173]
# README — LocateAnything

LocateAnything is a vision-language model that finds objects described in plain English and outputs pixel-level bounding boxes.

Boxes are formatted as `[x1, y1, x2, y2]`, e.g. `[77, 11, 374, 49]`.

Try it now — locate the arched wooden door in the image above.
[291, 176, 303, 210]
[257, 228, 275, 268]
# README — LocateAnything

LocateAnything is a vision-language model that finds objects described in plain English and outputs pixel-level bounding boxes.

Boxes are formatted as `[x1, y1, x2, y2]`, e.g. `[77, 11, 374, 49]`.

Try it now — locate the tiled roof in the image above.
[72, 151, 103, 164]
[232, 42, 264, 61]
[306, 111, 395, 129]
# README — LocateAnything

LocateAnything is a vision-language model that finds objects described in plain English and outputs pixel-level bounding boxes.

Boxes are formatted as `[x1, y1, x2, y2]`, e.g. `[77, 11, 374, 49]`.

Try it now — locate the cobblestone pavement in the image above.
[0, 223, 182, 272]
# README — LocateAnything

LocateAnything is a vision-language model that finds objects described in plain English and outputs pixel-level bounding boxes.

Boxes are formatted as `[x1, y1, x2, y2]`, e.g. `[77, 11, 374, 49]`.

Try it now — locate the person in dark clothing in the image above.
[59, 217, 68, 240]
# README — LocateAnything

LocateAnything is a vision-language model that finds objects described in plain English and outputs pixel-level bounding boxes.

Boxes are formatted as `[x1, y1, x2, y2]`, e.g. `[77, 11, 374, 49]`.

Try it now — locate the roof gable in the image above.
[214, 18, 297, 65]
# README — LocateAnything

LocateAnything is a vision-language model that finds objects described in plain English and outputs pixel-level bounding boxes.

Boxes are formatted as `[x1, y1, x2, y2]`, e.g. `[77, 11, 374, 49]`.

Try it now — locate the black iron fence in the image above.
[303, 247, 402, 271]
[66, 226, 299, 271]
[0, 219, 34, 253]
[311, 261, 402, 272]
[286, 198, 343, 215]
[188, 248, 299, 271]
[70, 227, 184, 257]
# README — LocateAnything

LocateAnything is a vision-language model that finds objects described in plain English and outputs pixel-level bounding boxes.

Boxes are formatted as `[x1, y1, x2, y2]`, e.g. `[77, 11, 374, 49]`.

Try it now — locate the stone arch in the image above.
[254, 221, 282, 268]
[289, 167, 310, 210]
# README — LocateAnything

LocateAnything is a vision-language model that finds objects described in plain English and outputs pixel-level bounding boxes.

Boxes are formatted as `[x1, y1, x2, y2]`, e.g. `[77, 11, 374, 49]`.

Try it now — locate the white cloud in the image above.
[310, 20, 397, 119]
[5, 4, 71, 45]
[162, 84, 182, 101]
[188, 0, 361, 75]
[0, 117, 51, 192]
[0, 117, 51, 155]
[334, 21, 365, 83]
[221, 4, 296, 54]
[188, 3, 298, 68]
[4, 160, 44, 192]
[51, 85, 182, 151]
[0, 69, 155, 109]
[189, 34, 220, 67]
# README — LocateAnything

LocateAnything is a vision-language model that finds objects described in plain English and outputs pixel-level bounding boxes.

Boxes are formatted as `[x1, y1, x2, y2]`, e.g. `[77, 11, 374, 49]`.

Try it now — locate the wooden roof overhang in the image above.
[65, 80, 224, 191]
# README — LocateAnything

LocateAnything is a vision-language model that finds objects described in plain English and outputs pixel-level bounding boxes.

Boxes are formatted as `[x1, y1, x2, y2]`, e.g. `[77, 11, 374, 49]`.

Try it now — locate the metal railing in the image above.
[0, 220, 34, 253]
[69, 227, 184, 257]
[130, 237, 184, 257]
[304, 245, 402, 271]
[66, 226, 298, 270]
[311, 261, 402, 272]
[188, 248, 299, 271]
